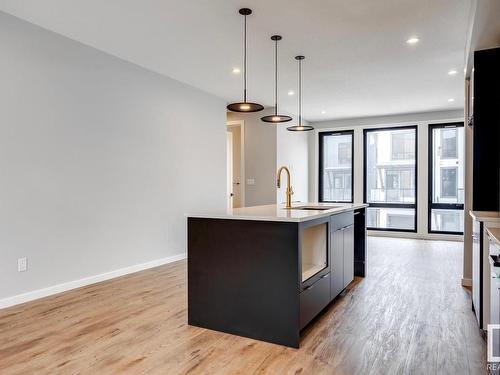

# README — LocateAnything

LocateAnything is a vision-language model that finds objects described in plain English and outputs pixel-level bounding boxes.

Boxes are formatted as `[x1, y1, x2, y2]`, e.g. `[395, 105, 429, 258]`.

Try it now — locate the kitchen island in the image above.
[187, 203, 367, 348]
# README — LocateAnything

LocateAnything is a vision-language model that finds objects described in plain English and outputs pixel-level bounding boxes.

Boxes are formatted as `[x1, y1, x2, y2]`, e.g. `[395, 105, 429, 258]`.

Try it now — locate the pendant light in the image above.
[261, 35, 292, 123]
[227, 8, 264, 113]
[287, 55, 314, 131]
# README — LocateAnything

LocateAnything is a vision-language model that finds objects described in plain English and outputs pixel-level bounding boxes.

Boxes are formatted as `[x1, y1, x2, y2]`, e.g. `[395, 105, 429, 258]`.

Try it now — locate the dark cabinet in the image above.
[330, 212, 354, 299]
[299, 273, 330, 329]
[299, 211, 356, 330]
[354, 208, 367, 277]
[471, 47, 500, 212]
[343, 225, 354, 287]
[299, 216, 331, 330]
[330, 228, 344, 298]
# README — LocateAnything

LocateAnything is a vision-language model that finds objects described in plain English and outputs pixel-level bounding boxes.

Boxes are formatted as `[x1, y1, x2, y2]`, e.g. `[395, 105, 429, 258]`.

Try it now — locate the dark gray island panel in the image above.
[188, 217, 301, 347]
[354, 208, 367, 277]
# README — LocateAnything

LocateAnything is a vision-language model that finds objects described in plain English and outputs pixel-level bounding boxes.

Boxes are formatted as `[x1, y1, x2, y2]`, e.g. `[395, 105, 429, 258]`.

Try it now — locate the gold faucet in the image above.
[277, 166, 294, 209]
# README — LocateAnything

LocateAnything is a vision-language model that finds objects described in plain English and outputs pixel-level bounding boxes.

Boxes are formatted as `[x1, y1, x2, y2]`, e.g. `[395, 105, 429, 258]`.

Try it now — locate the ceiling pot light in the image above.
[406, 37, 420, 45]
[448, 98, 455, 102]
[227, 8, 264, 113]
[232, 67, 241, 74]
[287, 90, 295, 96]
[448, 69, 457, 75]
[287, 56, 314, 132]
[321, 110, 326, 114]
[261, 35, 292, 123]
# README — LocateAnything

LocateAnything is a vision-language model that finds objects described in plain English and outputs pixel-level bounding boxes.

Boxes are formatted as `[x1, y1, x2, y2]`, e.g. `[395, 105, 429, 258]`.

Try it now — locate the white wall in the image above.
[227, 125, 242, 207]
[276, 124, 309, 204]
[227, 110, 311, 206]
[0, 12, 226, 303]
[227, 110, 277, 206]
[310, 110, 464, 240]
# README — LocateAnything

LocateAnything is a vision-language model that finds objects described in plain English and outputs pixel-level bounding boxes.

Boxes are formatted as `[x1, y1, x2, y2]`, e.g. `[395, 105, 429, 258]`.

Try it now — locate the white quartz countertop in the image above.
[187, 202, 368, 223]
[469, 210, 500, 222]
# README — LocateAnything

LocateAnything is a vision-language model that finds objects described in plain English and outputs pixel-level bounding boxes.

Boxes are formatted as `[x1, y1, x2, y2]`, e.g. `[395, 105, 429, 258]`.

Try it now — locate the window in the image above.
[441, 167, 458, 198]
[319, 131, 354, 202]
[364, 126, 417, 231]
[338, 142, 351, 166]
[391, 131, 415, 160]
[429, 123, 464, 234]
[441, 128, 458, 159]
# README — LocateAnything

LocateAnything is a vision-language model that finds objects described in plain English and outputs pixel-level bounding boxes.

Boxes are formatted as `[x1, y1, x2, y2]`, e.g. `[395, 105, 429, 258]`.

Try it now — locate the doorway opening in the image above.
[227, 120, 245, 209]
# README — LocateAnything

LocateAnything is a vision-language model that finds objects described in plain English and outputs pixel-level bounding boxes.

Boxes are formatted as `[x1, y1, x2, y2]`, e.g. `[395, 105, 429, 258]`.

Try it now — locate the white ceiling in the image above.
[0, 0, 471, 121]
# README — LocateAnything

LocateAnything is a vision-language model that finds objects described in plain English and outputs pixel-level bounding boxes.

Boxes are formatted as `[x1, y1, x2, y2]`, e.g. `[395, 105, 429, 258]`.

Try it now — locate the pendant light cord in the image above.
[298, 58, 302, 126]
[243, 14, 247, 103]
[275, 38, 278, 115]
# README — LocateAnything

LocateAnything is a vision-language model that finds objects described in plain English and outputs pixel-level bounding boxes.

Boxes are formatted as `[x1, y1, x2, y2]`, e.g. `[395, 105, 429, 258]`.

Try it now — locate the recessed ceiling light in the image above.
[321, 110, 327, 114]
[232, 67, 241, 74]
[448, 70, 457, 75]
[448, 98, 455, 102]
[287, 90, 295, 96]
[406, 37, 420, 45]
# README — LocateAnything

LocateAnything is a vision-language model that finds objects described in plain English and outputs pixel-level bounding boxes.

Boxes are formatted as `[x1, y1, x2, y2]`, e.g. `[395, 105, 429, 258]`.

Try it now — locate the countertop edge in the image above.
[486, 226, 500, 246]
[469, 210, 500, 222]
[187, 203, 368, 223]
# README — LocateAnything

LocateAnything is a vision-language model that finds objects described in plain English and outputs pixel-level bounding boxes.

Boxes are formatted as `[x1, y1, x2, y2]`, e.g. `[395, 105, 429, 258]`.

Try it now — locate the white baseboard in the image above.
[461, 278, 472, 287]
[0, 253, 186, 310]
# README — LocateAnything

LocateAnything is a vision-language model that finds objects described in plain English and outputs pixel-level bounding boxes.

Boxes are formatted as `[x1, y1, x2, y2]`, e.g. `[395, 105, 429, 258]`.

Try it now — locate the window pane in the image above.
[431, 209, 464, 232]
[367, 207, 415, 230]
[391, 132, 415, 160]
[441, 168, 457, 198]
[320, 132, 353, 202]
[441, 128, 457, 159]
[365, 127, 416, 231]
[430, 125, 464, 234]
[432, 127, 464, 204]
[366, 129, 416, 204]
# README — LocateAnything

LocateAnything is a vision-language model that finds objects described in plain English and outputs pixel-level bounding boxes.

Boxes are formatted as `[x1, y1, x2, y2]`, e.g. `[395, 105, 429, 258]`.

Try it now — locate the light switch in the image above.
[247, 178, 255, 185]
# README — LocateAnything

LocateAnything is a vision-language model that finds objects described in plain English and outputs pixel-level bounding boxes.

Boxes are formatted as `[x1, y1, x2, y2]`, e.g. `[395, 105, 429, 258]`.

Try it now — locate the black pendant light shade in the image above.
[261, 35, 292, 123]
[227, 8, 264, 113]
[287, 55, 314, 131]
[227, 102, 264, 112]
[287, 125, 314, 131]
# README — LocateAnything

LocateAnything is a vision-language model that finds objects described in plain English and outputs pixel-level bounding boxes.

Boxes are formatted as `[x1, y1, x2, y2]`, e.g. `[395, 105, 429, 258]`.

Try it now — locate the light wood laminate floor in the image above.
[0, 237, 486, 374]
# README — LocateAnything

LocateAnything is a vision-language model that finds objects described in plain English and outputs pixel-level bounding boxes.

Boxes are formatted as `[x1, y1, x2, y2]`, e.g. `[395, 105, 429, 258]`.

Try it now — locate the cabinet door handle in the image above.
[304, 284, 315, 291]
[321, 274, 329, 279]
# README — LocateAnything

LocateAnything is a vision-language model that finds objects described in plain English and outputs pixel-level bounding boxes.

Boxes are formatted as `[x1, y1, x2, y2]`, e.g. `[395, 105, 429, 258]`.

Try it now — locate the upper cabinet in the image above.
[471, 47, 500, 212]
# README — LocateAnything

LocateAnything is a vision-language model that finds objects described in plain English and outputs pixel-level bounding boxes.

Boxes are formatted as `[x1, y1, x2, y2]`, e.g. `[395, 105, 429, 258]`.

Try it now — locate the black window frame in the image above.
[363, 125, 418, 233]
[318, 130, 354, 203]
[428, 122, 464, 235]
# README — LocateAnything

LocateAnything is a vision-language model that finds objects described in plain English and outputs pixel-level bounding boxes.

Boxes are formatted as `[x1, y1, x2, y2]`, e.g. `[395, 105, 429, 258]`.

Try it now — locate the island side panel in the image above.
[187, 217, 300, 348]
[354, 207, 367, 277]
